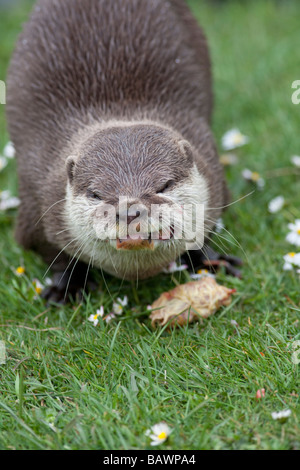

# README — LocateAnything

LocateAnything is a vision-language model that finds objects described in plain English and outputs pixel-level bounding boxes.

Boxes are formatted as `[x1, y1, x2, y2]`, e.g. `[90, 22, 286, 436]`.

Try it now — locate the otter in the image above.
[6, 0, 241, 302]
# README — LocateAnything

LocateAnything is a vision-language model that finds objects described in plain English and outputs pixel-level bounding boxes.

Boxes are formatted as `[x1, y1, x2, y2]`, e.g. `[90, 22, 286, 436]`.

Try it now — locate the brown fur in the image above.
[6, 0, 229, 280]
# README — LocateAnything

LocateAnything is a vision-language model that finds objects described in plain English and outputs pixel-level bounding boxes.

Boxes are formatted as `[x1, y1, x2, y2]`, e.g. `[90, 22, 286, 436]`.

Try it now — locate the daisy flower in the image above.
[291, 155, 300, 167]
[105, 313, 116, 323]
[271, 409, 291, 421]
[0, 190, 20, 211]
[268, 196, 285, 213]
[88, 306, 104, 326]
[190, 269, 215, 280]
[112, 295, 128, 315]
[242, 169, 265, 189]
[221, 128, 249, 151]
[15, 266, 25, 276]
[286, 219, 300, 247]
[32, 279, 44, 295]
[162, 261, 188, 273]
[145, 422, 172, 446]
[3, 141, 15, 159]
[283, 252, 300, 271]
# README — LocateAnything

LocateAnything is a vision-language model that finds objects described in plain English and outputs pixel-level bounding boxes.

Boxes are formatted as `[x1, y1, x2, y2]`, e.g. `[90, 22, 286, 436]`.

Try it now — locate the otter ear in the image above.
[178, 140, 193, 163]
[66, 156, 76, 184]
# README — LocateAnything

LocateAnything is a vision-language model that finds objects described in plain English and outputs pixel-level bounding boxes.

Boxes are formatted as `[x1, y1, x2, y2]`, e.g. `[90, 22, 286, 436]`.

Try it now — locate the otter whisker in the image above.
[43, 237, 78, 279]
[204, 216, 251, 266]
[55, 227, 71, 236]
[99, 265, 114, 302]
[35, 199, 66, 227]
[205, 190, 255, 211]
[58, 238, 88, 289]
[63, 242, 90, 302]
[83, 239, 98, 296]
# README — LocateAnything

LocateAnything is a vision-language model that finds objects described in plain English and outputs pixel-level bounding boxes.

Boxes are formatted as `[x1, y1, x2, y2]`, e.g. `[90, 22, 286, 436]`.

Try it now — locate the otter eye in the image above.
[87, 190, 102, 201]
[157, 180, 175, 194]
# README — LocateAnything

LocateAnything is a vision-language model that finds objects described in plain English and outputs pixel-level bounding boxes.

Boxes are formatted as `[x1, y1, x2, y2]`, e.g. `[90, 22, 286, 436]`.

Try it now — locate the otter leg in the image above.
[36, 245, 96, 304]
[41, 258, 97, 305]
[182, 246, 243, 278]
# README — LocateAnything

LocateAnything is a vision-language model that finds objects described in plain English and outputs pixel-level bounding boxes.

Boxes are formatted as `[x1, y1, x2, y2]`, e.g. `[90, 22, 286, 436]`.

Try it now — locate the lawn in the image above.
[0, 0, 299, 450]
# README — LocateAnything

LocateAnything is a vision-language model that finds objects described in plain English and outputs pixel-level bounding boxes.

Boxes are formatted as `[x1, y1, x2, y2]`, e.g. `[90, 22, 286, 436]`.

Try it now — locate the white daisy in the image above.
[190, 269, 215, 280]
[283, 252, 300, 271]
[0, 190, 20, 211]
[242, 169, 265, 189]
[145, 422, 172, 446]
[271, 409, 291, 421]
[88, 306, 104, 326]
[221, 129, 249, 151]
[286, 220, 300, 247]
[105, 313, 116, 323]
[3, 141, 15, 159]
[0, 197, 20, 211]
[291, 155, 300, 167]
[0, 190, 11, 200]
[112, 304, 123, 315]
[15, 266, 25, 276]
[268, 196, 285, 213]
[32, 279, 44, 295]
[112, 295, 128, 315]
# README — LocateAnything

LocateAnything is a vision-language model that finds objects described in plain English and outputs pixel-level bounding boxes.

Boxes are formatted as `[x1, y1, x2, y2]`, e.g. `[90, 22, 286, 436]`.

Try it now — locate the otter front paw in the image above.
[183, 246, 243, 278]
[42, 269, 96, 305]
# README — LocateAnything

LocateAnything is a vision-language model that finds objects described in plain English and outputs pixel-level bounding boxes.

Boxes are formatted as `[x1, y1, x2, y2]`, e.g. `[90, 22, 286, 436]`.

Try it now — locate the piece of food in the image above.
[116, 238, 154, 250]
[150, 277, 235, 328]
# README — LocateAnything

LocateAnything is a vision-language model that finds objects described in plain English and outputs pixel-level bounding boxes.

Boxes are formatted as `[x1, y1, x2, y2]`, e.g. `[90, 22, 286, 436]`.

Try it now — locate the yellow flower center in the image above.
[251, 172, 260, 181]
[93, 314, 99, 320]
[197, 269, 208, 274]
[297, 229, 300, 235]
[16, 266, 25, 275]
[158, 431, 167, 440]
[288, 252, 295, 257]
[233, 134, 243, 144]
[35, 286, 42, 295]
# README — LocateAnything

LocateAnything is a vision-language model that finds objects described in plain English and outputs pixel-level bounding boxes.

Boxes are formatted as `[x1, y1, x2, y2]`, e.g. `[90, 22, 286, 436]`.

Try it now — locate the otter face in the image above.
[64, 122, 209, 279]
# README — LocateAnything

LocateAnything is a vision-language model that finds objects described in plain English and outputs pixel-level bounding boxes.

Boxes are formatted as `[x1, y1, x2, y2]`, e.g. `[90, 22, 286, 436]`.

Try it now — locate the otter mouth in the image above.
[116, 227, 175, 251]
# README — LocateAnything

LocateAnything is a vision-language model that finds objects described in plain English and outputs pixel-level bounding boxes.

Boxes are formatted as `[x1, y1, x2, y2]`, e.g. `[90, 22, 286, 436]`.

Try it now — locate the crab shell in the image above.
[150, 277, 236, 328]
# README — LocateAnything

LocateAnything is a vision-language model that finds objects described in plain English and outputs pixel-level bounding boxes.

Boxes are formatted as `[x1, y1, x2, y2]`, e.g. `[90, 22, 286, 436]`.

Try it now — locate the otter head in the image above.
[64, 121, 210, 280]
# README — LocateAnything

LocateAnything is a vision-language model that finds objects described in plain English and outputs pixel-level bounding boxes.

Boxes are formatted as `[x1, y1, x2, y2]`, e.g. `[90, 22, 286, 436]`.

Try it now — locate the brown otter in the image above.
[6, 0, 240, 302]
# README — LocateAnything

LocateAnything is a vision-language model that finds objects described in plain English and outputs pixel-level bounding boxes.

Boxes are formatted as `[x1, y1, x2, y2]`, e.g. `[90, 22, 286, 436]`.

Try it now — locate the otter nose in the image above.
[117, 210, 141, 225]
[127, 212, 140, 224]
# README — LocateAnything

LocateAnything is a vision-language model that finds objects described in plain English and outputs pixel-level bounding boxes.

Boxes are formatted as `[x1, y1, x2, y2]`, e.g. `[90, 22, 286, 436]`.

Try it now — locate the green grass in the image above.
[0, 0, 299, 450]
